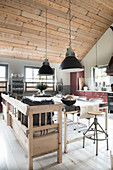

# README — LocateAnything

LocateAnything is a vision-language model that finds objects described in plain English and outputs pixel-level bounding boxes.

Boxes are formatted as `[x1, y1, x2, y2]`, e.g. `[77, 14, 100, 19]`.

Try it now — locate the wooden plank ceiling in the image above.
[0, 0, 113, 64]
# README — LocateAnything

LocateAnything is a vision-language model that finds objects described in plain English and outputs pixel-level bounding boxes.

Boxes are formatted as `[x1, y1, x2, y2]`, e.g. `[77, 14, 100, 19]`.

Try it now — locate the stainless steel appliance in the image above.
[108, 93, 113, 113]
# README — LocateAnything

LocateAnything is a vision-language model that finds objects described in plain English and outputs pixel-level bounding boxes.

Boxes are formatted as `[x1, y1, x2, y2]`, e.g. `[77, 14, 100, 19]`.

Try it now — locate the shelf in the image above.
[0, 81, 7, 92]
[11, 75, 24, 99]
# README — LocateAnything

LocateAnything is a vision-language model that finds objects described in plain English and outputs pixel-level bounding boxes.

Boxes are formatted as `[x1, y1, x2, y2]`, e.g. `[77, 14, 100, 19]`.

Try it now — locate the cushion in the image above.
[18, 97, 54, 127]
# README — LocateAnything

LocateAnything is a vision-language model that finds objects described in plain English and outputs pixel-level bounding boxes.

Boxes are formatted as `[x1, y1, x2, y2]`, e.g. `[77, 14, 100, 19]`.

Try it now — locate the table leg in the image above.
[64, 112, 67, 153]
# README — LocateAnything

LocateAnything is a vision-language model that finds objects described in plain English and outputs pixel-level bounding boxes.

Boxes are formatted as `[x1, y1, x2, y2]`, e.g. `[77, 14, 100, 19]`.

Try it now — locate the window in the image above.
[25, 66, 39, 82]
[24, 66, 55, 92]
[93, 66, 110, 87]
[0, 64, 8, 92]
[0, 64, 8, 81]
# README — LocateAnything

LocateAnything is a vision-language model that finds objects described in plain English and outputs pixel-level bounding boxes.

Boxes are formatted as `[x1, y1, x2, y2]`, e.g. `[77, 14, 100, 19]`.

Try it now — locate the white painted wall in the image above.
[0, 57, 70, 86]
[81, 25, 113, 90]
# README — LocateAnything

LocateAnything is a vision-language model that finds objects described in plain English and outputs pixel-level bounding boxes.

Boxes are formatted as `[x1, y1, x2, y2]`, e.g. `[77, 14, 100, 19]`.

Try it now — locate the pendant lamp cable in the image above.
[69, 0, 71, 48]
[96, 40, 98, 67]
[59, 0, 83, 72]
[38, 8, 53, 75]
[96, 42, 97, 65]
[45, 8, 47, 59]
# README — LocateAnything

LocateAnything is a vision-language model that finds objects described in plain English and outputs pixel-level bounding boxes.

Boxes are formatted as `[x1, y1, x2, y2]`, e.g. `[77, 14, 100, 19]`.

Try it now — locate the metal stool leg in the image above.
[83, 114, 108, 156]
[83, 122, 94, 148]
[83, 135, 85, 148]
[72, 113, 74, 130]
[93, 116, 98, 155]
[95, 118, 98, 156]
[97, 121, 109, 151]
[107, 138, 109, 150]
[83, 121, 94, 135]
[94, 128, 96, 144]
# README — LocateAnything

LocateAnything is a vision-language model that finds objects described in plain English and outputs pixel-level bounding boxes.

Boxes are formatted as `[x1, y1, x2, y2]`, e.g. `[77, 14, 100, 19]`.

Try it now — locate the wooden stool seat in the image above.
[88, 111, 103, 116]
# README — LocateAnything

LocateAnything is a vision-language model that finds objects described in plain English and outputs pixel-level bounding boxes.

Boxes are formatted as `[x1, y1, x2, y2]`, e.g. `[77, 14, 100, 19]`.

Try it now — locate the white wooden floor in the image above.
[0, 113, 113, 170]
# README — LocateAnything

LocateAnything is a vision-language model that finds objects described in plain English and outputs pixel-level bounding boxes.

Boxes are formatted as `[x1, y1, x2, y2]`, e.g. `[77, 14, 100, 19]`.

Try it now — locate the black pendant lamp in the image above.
[59, 0, 83, 72]
[38, 9, 54, 75]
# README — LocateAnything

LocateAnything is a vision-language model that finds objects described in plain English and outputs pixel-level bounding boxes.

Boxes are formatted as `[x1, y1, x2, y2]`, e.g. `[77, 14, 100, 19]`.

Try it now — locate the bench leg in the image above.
[29, 156, 33, 170]
[57, 149, 62, 163]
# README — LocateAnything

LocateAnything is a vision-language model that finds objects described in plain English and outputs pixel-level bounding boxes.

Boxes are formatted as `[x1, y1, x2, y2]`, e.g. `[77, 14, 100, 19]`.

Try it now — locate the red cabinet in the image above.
[98, 92, 107, 102]
[92, 92, 100, 98]
[74, 91, 108, 102]
[70, 71, 84, 95]
[74, 91, 85, 96]
[70, 70, 107, 102]
[84, 92, 92, 100]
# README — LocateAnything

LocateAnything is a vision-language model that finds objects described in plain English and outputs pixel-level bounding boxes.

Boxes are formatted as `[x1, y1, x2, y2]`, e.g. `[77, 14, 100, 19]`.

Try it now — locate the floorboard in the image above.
[0, 112, 113, 170]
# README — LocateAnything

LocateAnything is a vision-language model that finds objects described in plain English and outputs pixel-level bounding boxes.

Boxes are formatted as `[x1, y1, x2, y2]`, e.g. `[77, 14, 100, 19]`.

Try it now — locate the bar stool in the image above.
[83, 111, 108, 156]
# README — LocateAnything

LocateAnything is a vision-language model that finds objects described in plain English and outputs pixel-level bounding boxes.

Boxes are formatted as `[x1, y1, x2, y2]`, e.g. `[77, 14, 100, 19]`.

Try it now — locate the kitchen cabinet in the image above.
[78, 91, 85, 96]
[70, 70, 84, 94]
[74, 91, 107, 102]
[92, 92, 100, 98]
[100, 92, 108, 102]
[84, 92, 92, 100]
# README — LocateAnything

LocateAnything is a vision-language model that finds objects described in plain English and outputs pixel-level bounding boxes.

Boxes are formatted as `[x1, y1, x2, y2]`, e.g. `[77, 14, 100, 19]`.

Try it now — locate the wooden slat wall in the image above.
[0, 0, 112, 63]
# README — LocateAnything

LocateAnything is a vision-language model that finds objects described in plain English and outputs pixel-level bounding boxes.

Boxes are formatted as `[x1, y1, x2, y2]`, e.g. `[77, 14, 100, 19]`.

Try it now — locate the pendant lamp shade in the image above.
[38, 8, 53, 75]
[38, 58, 54, 75]
[60, 47, 83, 72]
[59, 0, 83, 72]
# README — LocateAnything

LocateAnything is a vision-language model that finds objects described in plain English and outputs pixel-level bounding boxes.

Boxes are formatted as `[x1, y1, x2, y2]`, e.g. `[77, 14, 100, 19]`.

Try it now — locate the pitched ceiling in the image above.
[0, 0, 113, 64]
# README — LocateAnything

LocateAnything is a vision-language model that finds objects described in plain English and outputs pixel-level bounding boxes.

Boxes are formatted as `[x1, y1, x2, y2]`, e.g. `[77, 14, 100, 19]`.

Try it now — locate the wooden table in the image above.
[63, 104, 108, 153]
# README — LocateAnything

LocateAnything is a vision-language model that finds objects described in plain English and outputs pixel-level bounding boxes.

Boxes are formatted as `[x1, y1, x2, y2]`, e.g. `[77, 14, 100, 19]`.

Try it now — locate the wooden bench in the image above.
[1, 93, 63, 170]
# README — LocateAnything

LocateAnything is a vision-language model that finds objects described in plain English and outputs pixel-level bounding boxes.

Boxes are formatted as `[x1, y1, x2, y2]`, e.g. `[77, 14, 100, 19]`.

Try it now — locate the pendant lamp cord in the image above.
[46, 8, 47, 59]
[69, 0, 71, 48]
[96, 41, 97, 66]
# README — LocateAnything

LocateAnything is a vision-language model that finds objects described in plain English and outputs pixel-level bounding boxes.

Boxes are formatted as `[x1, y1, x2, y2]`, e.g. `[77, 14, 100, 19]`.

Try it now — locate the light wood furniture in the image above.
[1, 93, 63, 170]
[64, 109, 80, 153]
[83, 111, 108, 156]
[64, 105, 108, 153]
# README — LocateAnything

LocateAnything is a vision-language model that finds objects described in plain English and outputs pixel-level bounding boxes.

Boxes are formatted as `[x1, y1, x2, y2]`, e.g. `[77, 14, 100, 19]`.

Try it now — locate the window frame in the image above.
[93, 65, 108, 86]
[24, 66, 40, 81]
[0, 64, 8, 92]
[0, 64, 8, 81]
[24, 66, 55, 92]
